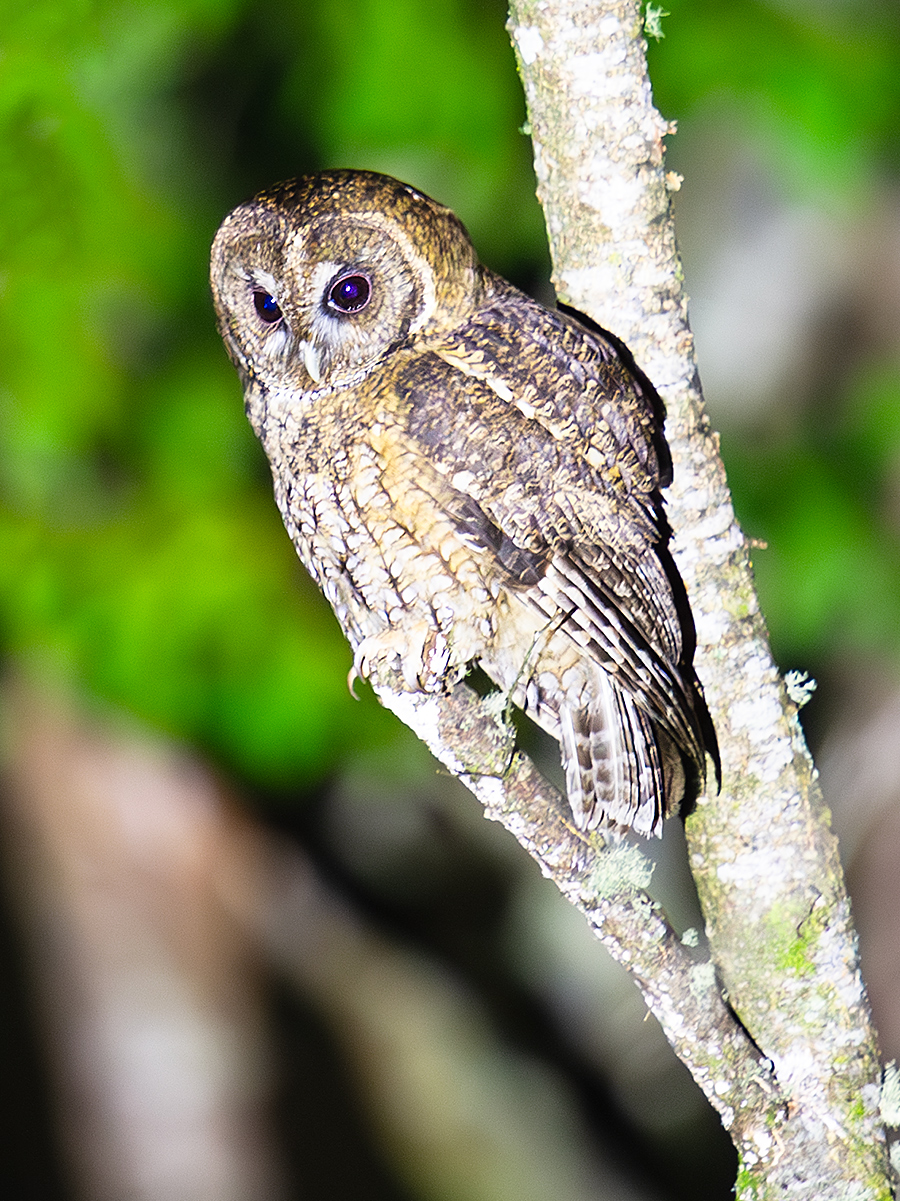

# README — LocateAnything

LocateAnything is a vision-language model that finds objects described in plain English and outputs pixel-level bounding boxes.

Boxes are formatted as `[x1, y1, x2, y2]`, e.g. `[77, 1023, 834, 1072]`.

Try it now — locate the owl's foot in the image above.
[349, 622, 454, 694]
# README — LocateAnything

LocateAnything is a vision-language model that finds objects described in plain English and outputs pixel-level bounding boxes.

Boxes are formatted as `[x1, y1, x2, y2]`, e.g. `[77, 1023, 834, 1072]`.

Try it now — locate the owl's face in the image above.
[210, 171, 484, 398]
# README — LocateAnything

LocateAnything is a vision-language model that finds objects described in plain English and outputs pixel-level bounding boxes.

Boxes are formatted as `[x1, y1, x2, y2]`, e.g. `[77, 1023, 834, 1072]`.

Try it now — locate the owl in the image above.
[210, 169, 716, 836]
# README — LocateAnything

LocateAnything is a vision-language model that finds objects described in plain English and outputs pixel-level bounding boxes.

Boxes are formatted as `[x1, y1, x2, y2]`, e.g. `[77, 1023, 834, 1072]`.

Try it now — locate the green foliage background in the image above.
[3, 0, 900, 791]
[651, 0, 900, 678]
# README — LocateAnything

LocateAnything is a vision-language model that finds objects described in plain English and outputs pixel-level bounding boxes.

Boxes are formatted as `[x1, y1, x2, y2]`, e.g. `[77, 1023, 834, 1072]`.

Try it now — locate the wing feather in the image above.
[377, 278, 712, 825]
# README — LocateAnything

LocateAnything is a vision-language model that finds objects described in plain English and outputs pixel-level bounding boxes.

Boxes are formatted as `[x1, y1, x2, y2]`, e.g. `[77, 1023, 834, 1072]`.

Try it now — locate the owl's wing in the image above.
[385, 285, 710, 828]
[399, 283, 686, 661]
[434, 286, 669, 527]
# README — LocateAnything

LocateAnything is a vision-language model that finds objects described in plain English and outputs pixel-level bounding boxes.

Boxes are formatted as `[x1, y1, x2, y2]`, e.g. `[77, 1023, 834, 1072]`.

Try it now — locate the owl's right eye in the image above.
[253, 289, 283, 325]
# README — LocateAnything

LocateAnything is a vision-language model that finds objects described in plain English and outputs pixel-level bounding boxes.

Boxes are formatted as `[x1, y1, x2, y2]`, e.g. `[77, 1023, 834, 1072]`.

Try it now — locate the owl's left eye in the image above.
[327, 273, 371, 314]
[253, 289, 283, 324]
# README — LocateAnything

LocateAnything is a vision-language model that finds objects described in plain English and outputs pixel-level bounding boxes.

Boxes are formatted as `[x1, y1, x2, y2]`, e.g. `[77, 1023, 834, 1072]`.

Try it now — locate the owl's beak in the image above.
[299, 339, 324, 384]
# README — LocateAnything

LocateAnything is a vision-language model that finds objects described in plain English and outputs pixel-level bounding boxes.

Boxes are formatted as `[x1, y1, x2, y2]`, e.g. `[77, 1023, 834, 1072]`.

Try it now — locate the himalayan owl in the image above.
[210, 169, 715, 835]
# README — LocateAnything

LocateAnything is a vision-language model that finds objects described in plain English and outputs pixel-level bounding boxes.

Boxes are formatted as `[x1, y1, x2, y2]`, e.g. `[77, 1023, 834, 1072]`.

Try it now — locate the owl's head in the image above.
[210, 170, 484, 394]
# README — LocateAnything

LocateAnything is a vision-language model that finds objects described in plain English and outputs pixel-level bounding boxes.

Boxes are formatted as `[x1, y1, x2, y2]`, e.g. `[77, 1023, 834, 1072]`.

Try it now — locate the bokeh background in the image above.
[2, 1, 900, 1198]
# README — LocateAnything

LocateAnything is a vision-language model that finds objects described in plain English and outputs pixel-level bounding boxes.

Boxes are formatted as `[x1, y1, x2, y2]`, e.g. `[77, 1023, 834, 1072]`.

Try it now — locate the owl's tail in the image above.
[558, 673, 684, 837]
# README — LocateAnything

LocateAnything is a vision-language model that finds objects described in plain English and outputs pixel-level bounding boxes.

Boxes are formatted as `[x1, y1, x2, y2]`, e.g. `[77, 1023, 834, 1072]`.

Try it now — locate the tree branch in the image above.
[374, 679, 773, 1133]
[501, 0, 890, 1197]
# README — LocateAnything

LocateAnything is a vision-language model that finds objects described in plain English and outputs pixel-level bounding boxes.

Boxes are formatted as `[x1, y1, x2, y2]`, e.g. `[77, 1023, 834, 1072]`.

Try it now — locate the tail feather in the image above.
[560, 672, 670, 836]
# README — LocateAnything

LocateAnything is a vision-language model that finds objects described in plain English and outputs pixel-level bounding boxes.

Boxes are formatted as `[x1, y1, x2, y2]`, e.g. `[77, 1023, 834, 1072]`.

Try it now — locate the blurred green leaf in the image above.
[649, 0, 900, 202]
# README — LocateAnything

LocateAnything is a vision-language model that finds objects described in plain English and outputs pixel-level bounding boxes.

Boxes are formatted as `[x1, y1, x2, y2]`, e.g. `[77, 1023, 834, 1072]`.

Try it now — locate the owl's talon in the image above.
[350, 637, 379, 688]
[350, 625, 451, 693]
[347, 662, 363, 699]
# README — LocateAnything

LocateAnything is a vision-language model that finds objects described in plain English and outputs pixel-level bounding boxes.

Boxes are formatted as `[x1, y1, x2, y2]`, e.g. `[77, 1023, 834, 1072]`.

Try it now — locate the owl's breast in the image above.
[266, 400, 505, 684]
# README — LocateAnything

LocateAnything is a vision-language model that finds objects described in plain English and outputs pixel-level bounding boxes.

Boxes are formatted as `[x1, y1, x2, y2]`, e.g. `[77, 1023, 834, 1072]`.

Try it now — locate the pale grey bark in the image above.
[370, 1, 892, 1197]
[503, 1, 890, 1196]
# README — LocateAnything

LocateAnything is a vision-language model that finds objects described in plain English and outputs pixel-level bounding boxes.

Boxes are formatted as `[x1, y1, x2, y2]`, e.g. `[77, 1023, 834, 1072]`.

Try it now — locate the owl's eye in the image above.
[328, 273, 371, 314]
[253, 289, 282, 324]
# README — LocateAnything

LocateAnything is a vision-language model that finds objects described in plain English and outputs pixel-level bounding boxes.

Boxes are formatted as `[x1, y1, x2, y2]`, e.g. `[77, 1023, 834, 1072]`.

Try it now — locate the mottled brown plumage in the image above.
[210, 169, 715, 835]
